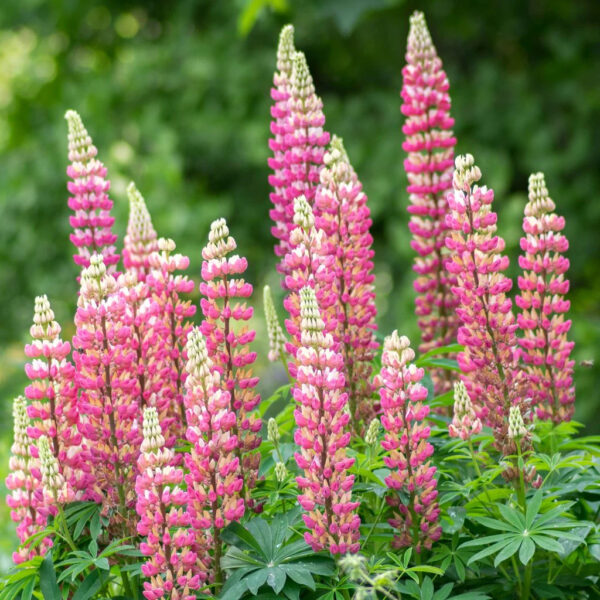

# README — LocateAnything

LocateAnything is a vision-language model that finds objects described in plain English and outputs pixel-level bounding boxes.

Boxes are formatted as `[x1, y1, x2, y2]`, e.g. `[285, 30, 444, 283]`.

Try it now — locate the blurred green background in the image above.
[0, 0, 598, 569]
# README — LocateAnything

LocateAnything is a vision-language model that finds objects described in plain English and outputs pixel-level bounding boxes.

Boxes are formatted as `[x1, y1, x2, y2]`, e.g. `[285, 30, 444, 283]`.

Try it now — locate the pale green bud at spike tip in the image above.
[526, 172, 556, 218]
[508, 406, 527, 440]
[453, 153, 482, 192]
[202, 217, 237, 260]
[299, 286, 325, 336]
[127, 182, 157, 243]
[407, 11, 436, 60]
[277, 24, 295, 76]
[185, 328, 213, 381]
[31, 294, 61, 341]
[39, 435, 64, 499]
[64, 109, 95, 163]
[267, 417, 280, 443]
[291, 51, 315, 99]
[141, 407, 165, 454]
[365, 418, 380, 445]
[12, 396, 29, 451]
[293, 195, 314, 230]
[275, 462, 287, 482]
[263, 285, 287, 362]
[325, 134, 349, 166]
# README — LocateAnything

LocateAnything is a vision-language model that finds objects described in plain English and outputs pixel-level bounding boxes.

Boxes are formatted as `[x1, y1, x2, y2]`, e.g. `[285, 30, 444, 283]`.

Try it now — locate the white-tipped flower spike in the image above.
[30, 295, 61, 341]
[293, 195, 315, 231]
[267, 417, 280, 444]
[38, 436, 65, 503]
[185, 328, 214, 384]
[508, 406, 528, 440]
[140, 407, 165, 455]
[276, 24, 295, 75]
[202, 218, 237, 261]
[365, 418, 380, 446]
[448, 381, 482, 441]
[78, 253, 116, 302]
[264, 285, 287, 362]
[123, 182, 158, 278]
[299, 286, 326, 347]
[275, 462, 287, 482]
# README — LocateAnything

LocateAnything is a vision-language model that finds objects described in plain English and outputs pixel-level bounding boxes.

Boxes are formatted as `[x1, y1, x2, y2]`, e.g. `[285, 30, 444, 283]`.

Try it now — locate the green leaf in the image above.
[265, 567, 286, 594]
[221, 522, 264, 556]
[468, 539, 515, 565]
[280, 565, 315, 590]
[221, 547, 264, 570]
[247, 519, 274, 558]
[420, 576, 434, 600]
[530, 535, 564, 554]
[38, 553, 60, 600]
[72, 570, 103, 600]
[470, 516, 515, 532]
[219, 579, 250, 600]
[519, 537, 536, 565]
[246, 569, 269, 595]
[497, 504, 526, 531]
[493, 537, 522, 566]
[525, 491, 543, 529]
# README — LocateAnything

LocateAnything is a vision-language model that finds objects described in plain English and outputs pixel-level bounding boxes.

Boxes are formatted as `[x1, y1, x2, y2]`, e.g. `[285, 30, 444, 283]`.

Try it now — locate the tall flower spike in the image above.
[24, 295, 87, 498]
[448, 380, 482, 441]
[136, 407, 205, 600]
[375, 332, 441, 552]
[293, 286, 360, 555]
[199, 219, 262, 495]
[401, 11, 459, 393]
[123, 182, 159, 280]
[315, 135, 378, 426]
[65, 110, 119, 272]
[6, 396, 50, 564]
[445, 154, 524, 452]
[263, 285, 287, 364]
[73, 253, 139, 510]
[38, 436, 69, 507]
[183, 328, 243, 586]
[270, 46, 330, 281]
[516, 173, 575, 423]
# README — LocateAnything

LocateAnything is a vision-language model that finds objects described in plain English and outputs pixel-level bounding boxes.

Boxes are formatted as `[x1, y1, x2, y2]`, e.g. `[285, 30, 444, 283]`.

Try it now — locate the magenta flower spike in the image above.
[136, 407, 206, 600]
[183, 328, 244, 584]
[73, 254, 139, 509]
[65, 110, 119, 273]
[375, 332, 441, 552]
[24, 295, 89, 498]
[123, 182, 159, 281]
[445, 154, 525, 447]
[516, 173, 575, 422]
[6, 396, 51, 564]
[315, 136, 378, 424]
[147, 238, 196, 433]
[401, 12, 459, 391]
[270, 43, 330, 281]
[293, 286, 361, 555]
[199, 219, 261, 493]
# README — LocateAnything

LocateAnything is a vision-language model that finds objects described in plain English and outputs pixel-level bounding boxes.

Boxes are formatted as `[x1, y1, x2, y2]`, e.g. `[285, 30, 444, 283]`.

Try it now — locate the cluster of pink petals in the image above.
[73, 254, 140, 508]
[375, 331, 441, 552]
[65, 110, 119, 272]
[135, 407, 205, 600]
[123, 183, 159, 280]
[401, 11, 459, 392]
[24, 295, 91, 498]
[293, 286, 360, 555]
[6, 397, 51, 564]
[183, 328, 244, 580]
[268, 29, 330, 279]
[445, 154, 523, 442]
[199, 219, 261, 493]
[516, 173, 575, 423]
[147, 238, 196, 433]
[315, 136, 378, 424]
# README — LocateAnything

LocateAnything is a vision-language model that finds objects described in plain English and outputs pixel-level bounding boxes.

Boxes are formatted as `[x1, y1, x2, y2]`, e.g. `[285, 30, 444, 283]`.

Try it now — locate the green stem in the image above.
[516, 441, 532, 600]
[56, 504, 77, 553]
[121, 569, 134, 598]
[362, 499, 386, 550]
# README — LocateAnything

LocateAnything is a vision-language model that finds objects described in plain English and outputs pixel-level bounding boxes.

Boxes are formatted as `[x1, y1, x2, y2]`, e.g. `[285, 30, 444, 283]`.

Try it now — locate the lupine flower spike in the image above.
[6, 396, 50, 564]
[183, 328, 243, 586]
[199, 219, 261, 495]
[376, 332, 441, 552]
[448, 380, 482, 441]
[445, 154, 525, 452]
[38, 435, 71, 507]
[315, 135, 378, 424]
[516, 173, 575, 422]
[293, 286, 360, 555]
[65, 110, 119, 272]
[73, 254, 139, 510]
[401, 11, 459, 393]
[135, 407, 204, 600]
[263, 284, 288, 370]
[123, 182, 159, 280]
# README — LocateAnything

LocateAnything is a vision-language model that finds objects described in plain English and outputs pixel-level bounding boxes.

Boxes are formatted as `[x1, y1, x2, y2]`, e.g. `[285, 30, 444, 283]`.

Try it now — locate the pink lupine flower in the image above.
[183, 328, 244, 584]
[6, 396, 51, 564]
[445, 154, 524, 447]
[147, 238, 196, 432]
[448, 380, 482, 441]
[136, 407, 206, 600]
[268, 25, 297, 267]
[401, 11, 459, 392]
[123, 182, 159, 280]
[24, 295, 89, 497]
[199, 219, 261, 494]
[375, 332, 441, 552]
[65, 110, 119, 272]
[315, 136, 378, 425]
[293, 286, 360, 555]
[516, 173, 575, 423]
[73, 254, 140, 509]
[270, 44, 330, 281]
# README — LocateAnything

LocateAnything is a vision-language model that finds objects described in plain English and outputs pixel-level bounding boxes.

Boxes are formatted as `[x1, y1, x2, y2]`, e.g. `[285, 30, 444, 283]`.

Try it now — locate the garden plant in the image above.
[2, 11, 599, 600]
